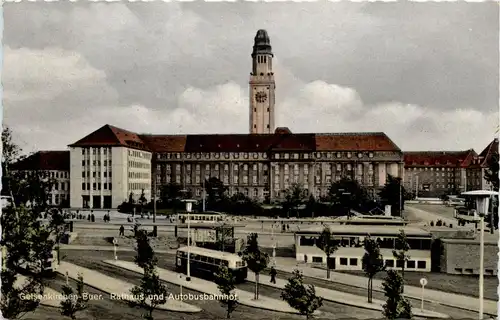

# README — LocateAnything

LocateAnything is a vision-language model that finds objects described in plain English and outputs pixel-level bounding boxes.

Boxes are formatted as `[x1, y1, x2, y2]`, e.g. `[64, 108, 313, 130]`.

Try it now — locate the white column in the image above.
[479, 215, 484, 319]
[100, 147, 104, 208]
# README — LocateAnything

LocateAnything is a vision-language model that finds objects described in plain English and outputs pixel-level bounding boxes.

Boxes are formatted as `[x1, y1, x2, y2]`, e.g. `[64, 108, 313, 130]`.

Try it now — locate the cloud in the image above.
[2, 2, 498, 155]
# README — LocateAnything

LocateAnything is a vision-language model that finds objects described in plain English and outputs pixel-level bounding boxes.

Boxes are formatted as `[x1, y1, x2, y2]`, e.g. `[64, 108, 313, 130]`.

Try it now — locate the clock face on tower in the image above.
[255, 91, 268, 103]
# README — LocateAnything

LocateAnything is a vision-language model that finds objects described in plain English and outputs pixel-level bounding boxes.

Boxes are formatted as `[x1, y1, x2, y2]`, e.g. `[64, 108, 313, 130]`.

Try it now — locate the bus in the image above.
[176, 246, 247, 283]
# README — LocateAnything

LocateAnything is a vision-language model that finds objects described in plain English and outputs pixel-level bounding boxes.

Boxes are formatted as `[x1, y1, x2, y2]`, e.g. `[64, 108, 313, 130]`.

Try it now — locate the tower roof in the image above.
[252, 29, 273, 57]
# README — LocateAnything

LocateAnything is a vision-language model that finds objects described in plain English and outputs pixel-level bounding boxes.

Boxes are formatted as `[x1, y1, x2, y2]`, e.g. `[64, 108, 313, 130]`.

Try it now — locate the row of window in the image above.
[310, 256, 427, 269]
[128, 183, 149, 191]
[158, 151, 377, 161]
[128, 161, 150, 169]
[81, 147, 112, 155]
[82, 160, 112, 167]
[128, 172, 149, 179]
[166, 163, 269, 172]
[53, 182, 68, 191]
[82, 183, 113, 191]
[128, 149, 151, 160]
[82, 171, 112, 178]
[277, 152, 375, 160]
[52, 194, 68, 205]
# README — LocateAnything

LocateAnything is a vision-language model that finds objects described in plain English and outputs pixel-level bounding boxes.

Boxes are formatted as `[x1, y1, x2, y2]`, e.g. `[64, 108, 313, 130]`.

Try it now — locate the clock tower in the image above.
[249, 29, 275, 134]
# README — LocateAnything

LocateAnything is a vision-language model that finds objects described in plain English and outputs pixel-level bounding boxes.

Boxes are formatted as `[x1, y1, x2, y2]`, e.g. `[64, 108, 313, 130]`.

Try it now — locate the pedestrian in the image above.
[119, 225, 125, 237]
[269, 266, 277, 284]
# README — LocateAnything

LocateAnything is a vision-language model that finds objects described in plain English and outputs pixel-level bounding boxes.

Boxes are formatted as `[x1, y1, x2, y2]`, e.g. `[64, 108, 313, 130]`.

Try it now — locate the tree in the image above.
[160, 182, 182, 204]
[48, 208, 67, 264]
[2, 126, 21, 200]
[1, 206, 56, 319]
[281, 270, 323, 320]
[282, 183, 308, 218]
[304, 194, 317, 218]
[204, 177, 228, 210]
[60, 273, 89, 319]
[485, 150, 499, 192]
[240, 233, 269, 300]
[214, 266, 238, 318]
[129, 230, 168, 320]
[392, 230, 410, 285]
[379, 175, 405, 216]
[327, 177, 368, 217]
[1, 129, 66, 319]
[484, 150, 499, 232]
[382, 270, 412, 320]
[362, 236, 385, 303]
[317, 227, 338, 279]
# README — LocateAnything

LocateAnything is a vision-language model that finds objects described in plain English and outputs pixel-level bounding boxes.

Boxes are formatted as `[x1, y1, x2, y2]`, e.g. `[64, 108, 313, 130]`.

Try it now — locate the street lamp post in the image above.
[271, 223, 276, 266]
[462, 190, 497, 320]
[182, 199, 197, 282]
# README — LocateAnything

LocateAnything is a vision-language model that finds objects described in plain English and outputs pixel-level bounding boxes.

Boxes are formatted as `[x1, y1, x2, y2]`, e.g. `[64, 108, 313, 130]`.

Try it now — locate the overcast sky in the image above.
[3, 2, 498, 154]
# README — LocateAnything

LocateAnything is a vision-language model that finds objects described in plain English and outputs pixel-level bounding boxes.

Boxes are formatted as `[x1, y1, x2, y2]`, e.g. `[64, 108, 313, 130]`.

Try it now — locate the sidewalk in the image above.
[246, 272, 448, 319]
[104, 259, 314, 315]
[16, 275, 62, 308]
[60, 244, 177, 254]
[273, 257, 497, 316]
[56, 261, 201, 313]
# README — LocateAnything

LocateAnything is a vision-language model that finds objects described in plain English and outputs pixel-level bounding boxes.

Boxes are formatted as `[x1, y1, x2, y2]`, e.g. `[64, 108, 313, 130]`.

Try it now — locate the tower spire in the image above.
[249, 29, 276, 134]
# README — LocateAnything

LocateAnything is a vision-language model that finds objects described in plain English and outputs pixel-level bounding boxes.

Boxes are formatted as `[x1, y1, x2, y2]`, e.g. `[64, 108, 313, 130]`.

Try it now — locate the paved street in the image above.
[55, 249, 387, 320]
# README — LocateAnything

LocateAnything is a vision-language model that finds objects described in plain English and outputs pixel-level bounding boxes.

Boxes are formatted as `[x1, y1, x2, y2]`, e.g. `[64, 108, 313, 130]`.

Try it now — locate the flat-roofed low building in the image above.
[439, 236, 498, 276]
[294, 224, 432, 272]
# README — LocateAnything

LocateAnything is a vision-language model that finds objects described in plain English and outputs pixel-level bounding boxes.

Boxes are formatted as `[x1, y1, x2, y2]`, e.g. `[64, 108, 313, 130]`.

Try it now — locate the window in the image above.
[340, 258, 348, 265]
[347, 152, 352, 158]
[349, 258, 358, 266]
[406, 260, 416, 268]
[312, 257, 323, 263]
[82, 183, 86, 190]
[417, 261, 426, 269]
[385, 260, 394, 267]
[93, 183, 97, 190]
[109, 183, 112, 190]
[267, 124, 270, 128]
[81, 149, 85, 155]
[82, 172, 85, 178]
[396, 260, 404, 268]
[82, 160, 85, 166]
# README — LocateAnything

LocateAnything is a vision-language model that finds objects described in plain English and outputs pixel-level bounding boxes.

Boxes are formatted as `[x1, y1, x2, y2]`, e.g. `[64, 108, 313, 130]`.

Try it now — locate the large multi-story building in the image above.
[11, 151, 70, 207]
[68, 125, 403, 209]
[403, 150, 477, 198]
[403, 138, 499, 197]
[467, 138, 499, 191]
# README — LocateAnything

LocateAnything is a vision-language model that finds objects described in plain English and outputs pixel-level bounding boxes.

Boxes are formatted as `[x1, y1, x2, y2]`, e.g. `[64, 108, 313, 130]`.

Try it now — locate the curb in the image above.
[102, 260, 313, 316]
[276, 267, 495, 316]
[56, 266, 201, 313]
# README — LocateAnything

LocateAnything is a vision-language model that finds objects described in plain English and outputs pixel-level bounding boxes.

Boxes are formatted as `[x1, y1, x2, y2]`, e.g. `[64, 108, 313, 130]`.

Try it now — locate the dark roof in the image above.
[315, 133, 400, 152]
[138, 135, 187, 153]
[471, 138, 499, 168]
[12, 151, 70, 171]
[403, 150, 476, 167]
[69, 124, 403, 153]
[69, 124, 149, 151]
[184, 133, 316, 152]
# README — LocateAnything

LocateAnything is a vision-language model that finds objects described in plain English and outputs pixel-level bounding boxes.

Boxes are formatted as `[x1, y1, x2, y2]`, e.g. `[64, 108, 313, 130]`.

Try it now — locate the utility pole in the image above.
[416, 175, 419, 199]
[153, 166, 157, 223]
[202, 178, 206, 212]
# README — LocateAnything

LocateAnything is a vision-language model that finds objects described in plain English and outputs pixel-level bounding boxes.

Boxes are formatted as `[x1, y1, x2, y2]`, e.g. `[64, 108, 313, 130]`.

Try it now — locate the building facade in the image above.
[403, 138, 498, 198]
[11, 151, 70, 207]
[403, 150, 477, 198]
[467, 138, 499, 191]
[68, 125, 403, 208]
[69, 125, 152, 209]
